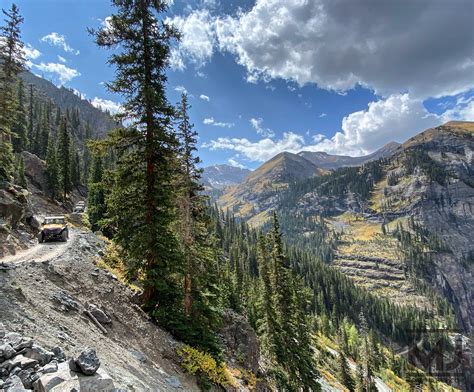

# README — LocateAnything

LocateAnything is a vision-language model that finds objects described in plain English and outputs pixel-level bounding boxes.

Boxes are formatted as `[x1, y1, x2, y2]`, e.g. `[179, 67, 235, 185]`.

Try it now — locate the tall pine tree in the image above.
[57, 117, 71, 200]
[90, 0, 182, 324]
[0, 3, 24, 181]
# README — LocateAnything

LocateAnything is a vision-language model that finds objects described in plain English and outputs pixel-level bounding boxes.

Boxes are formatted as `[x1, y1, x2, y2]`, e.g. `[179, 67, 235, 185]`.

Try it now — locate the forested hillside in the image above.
[0, 1, 472, 391]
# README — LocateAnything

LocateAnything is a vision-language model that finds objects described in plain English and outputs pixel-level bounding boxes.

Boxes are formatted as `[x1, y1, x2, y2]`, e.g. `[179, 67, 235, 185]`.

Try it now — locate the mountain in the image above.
[202, 164, 251, 190]
[298, 141, 400, 169]
[217, 152, 326, 225]
[220, 121, 474, 332]
[21, 71, 119, 139]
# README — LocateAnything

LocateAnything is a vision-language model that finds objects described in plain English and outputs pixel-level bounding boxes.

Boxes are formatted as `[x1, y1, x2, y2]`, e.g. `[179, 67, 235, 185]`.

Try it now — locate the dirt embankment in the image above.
[0, 229, 200, 391]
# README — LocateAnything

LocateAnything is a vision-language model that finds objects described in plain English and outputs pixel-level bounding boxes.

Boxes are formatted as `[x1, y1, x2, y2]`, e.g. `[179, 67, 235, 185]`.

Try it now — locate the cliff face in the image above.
[394, 122, 474, 330]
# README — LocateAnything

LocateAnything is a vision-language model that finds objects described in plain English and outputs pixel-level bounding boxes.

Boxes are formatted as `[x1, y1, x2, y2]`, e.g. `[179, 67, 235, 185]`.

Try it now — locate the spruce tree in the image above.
[45, 135, 59, 199]
[175, 92, 221, 352]
[0, 3, 24, 181]
[12, 79, 27, 152]
[17, 155, 26, 188]
[57, 117, 71, 200]
[90, 0, 182, 324]
[27, 84, 34, 149]
[256, 234, 280, 358]
[87, 154, 106, 231]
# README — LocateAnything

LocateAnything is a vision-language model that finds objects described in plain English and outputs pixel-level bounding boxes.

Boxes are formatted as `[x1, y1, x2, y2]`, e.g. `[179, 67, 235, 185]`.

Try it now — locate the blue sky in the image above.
[12, 0, 474, 170]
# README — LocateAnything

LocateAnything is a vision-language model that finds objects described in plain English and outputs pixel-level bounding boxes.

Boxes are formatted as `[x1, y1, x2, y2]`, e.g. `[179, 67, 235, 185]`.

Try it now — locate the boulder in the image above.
[70, 348, 100, 376]
[0, 343, 16, 360]
[2, 375, 29, 392]
[51, 347, 66, 363]
[0, 185, 29, 228]
[0, 322, 6, 338]
[219, 309, 260, 374]
[34, 362, 114, 392]
[13, 354, 38, 370]
[3, 332, 23, 348]
[40, 360, 58, 374]
[21, 151, 48, 192]
[23, 345, 53, 366]
[86, 304, 111, 324]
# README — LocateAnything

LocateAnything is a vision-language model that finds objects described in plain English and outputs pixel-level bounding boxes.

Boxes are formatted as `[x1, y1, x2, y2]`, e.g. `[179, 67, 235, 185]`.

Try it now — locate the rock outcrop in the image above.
[0, 325, 113, 392]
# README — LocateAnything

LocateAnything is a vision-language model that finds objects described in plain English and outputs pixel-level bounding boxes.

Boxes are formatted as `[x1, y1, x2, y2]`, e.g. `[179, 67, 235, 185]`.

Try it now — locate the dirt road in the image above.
[1, 229, 77, 265]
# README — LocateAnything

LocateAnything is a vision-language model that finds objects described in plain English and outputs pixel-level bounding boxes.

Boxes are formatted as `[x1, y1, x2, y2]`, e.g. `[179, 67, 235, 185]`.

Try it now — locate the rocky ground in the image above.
[0, 228, 200, 391]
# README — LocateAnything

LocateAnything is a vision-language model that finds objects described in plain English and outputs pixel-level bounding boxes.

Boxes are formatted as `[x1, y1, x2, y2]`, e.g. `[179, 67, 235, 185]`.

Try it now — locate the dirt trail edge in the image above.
[0, 229, 200, 391]
[2, 229, 77, 265]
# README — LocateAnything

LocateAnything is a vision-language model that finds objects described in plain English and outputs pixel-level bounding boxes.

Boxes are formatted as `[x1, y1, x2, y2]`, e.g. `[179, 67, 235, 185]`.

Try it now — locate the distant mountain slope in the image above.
[217, 152, 325, 224]
[21, 71, 119, 138]
[202, 164, 251, 190]
[298, 141, 400, 169]
[225, 120, 474, 332]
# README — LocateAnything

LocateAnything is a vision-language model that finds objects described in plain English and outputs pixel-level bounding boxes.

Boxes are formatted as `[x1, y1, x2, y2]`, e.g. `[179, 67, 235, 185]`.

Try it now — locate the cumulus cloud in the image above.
[228, 157, 246, 169]
[441, 93, 474, 122]
[174, 85, 188, 94]
[204, 94, 444, 160]
[24, 44, 41, 60]
[171, 0, 474, 99]
[250, 117, 275, 137]
[31, 62, 80, 84]
[41, 32, 80, 55]
[203, 117, 234, 128]
[57, 55, 66, 63]
[166, 9, 216, 70]
[91, 97, 122, 115]
[200, 94, 210, 101]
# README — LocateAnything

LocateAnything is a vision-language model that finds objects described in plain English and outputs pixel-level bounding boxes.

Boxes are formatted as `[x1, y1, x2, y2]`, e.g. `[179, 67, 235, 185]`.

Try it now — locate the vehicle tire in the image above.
[38, 233, 44, 243]
[61, 231, 67, 242]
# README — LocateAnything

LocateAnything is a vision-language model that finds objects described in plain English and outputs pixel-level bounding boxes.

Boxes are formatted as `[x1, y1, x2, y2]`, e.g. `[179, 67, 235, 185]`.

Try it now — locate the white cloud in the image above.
[166, 9, 216, 70]
[31, 62, 80, 85]
[204, 132, 306, 162]
[174, 85, 188, 94]
[312, 94, 440, 155]
[440, 93, 474, 122]
[250, 117, 275, 137]
[41, 32, 80, 55]
[24, 44, 41, 60]
[91, 97, 122, 115]
[171, 0, 474, 99]
[319, 113, 327, 118]
[204, 94, 445, 160]
[228, 157, 246, 169]
[203, 117, 234, 128]
[199, 94, 210, 102]
[57, 55, 66, 63]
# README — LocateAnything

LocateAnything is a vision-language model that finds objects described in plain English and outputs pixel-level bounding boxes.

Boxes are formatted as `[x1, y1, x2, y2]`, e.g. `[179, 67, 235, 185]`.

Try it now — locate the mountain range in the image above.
[213, 121, 474, 333]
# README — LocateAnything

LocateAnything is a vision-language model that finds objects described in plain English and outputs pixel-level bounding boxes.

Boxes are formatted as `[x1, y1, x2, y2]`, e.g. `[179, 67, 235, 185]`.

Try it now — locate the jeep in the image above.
[38, 216, 69, 243]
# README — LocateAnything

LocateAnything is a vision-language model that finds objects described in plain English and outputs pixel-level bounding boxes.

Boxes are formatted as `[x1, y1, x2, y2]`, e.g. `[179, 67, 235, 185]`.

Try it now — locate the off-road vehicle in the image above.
[38, 216, 69, 243]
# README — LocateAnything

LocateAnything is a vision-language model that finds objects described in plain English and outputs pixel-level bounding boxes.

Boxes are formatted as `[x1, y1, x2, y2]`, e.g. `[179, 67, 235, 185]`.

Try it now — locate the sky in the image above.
[11, 0, 474, 170]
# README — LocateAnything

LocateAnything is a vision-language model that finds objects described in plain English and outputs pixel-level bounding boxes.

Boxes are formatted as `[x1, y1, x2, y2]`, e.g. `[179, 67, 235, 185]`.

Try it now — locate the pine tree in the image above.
[12, 78, 27, 152]
[27, 84, 34, 149]
[0, 3, 25, 181]
[17, 155, 26, 188]
[87, 154, 106, 231]
[45, 135, 59, 199]
[270, 211, 293, 364]
[175, 92, 221, 352]
[57, 117, 71, 200]
[256, 234, 280, 358]
[90, 0, 182, 324]
[338, 350, 355, 392]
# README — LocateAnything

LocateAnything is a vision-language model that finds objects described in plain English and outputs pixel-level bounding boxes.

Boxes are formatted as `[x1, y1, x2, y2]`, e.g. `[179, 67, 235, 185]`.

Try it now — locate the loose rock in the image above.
[86, 304, 111, 324]
[23, 345, 52, 366]
[71, 348, 100, 375]
[0, 343, 16, 360]
[2, 374, 28, 392]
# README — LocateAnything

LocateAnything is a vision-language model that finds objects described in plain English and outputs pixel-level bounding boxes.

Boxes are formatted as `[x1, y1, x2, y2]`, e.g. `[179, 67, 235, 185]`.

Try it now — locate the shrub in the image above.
[177, 345, 235, 390]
